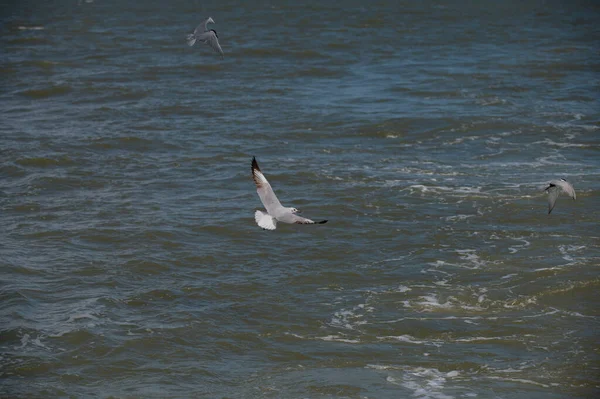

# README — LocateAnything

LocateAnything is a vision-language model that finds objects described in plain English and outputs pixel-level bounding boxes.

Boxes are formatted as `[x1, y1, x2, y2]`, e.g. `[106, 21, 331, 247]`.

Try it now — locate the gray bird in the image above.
[186, 17, 224, 58]
[251, 157, 327, 230]
[544, 178, 576, 214]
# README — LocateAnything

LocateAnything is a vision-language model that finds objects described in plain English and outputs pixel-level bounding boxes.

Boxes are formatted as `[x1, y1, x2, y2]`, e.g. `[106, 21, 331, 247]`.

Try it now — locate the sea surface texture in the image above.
[1, 0, 599, 398]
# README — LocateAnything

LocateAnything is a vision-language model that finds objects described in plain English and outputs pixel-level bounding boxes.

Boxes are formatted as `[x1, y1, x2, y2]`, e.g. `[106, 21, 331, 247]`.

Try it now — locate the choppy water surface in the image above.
[1, 0, 599, 398]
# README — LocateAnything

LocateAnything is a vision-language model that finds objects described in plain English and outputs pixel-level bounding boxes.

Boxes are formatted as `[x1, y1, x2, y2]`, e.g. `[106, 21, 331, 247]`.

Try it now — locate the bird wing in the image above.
[193, 17, 214, 35]
[291, 215, 328, 225]
[252, 157, 284, 216]
[556, 180, 576, 200]
[255, 210, 277, 230]
[195, 31, 224, 56]
[545, 185, 560, 214]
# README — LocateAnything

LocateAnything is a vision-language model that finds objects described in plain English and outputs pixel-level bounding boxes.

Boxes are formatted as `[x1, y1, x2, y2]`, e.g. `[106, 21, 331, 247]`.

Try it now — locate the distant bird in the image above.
[186, 17, 224, 58]
[544, 178, 576, 214]
[251, 157, 328, 230]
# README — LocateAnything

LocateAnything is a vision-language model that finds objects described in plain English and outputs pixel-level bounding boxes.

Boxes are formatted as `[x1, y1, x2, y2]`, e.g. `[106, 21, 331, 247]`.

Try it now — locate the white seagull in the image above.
[544, 178, 576, 214]
[186, 17, 224, 58]
[251, 157, 327, 230]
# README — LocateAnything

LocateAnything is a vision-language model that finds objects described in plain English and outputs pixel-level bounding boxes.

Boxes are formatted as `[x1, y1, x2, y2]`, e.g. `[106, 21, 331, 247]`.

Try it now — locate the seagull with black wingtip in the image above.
[544, 178, 576, 214]
[186, 17, 224, 58]
[251, 157, 328, 230]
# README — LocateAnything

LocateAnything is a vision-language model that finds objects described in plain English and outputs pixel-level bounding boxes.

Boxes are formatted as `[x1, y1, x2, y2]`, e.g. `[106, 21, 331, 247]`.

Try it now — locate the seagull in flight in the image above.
[186, 17, 224, 58]
[544, 178, 576, 214]
[251, 157, 327, 230]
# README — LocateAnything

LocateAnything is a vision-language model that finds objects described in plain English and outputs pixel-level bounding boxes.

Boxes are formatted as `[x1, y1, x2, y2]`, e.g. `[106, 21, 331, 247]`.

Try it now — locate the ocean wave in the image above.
[15, 155, 77, 168]
[237, 47, 289, 57]
[6, 36, 52, 45]
[285, 67, 345, 78]
[18, 85, 72, 99]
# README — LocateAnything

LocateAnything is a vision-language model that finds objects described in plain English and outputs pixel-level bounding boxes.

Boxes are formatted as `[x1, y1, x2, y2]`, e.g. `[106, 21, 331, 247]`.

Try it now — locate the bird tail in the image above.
[186, 34, 197, 47]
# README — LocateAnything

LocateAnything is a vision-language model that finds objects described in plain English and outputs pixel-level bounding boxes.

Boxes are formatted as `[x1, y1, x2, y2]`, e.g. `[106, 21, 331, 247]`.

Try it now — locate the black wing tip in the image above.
[317, 220, 328, 224]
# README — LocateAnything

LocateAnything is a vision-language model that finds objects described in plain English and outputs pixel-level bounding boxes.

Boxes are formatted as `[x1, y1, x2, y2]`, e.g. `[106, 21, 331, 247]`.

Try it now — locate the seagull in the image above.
[186, 17, 224, 58]
[544, 178, 576, 214]
[251, 157, 327, 230]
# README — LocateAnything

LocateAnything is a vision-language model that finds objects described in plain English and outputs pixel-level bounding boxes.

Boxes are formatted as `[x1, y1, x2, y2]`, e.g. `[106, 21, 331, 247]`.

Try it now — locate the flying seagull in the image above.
[251, 157, 327, 230]
[544, 178, 576, 214]
[186, 17, 224, 58]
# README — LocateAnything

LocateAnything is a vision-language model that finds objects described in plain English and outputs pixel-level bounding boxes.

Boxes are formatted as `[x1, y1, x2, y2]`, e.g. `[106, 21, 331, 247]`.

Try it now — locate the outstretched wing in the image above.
[186, 34, 197, 46]
[545, 185, 560, 214]
[252, 157, 284, 216]
[556, 180, 576, 200]
[292, 215, 328, 225]
[193, 17, 214, 35]
[195, 31, 224, 57]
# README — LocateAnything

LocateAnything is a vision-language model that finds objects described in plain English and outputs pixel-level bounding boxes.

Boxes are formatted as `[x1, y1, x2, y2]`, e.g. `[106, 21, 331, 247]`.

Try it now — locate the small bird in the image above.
[186, 17, 224, 58]
[544, 178, 576, 214]
[251, 157, 328, 230]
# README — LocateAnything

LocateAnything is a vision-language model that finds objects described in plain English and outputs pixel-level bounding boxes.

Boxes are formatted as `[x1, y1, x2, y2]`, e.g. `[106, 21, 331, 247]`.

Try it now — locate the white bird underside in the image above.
[544, 179, 576, 214]
[251, 157, 327, 230]
[255, 210, 276, 230]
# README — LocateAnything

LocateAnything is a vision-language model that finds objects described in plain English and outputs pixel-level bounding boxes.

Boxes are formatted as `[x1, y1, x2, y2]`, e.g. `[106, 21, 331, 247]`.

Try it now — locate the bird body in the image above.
[251, 157, 327, 230]
[187, 17, 224, 58]
[544, 178, 576, 214]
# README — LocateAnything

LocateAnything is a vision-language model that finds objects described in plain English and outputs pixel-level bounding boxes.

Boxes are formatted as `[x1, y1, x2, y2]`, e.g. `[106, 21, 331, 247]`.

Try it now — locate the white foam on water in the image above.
[556, 308, 593, 318]
[18, 26, 45, 30]
[417, 294, 453, 310]
[285, 332, 305, 340]
[520, 309, 560, 319]
[329, 304, 369, 330]
[67, 313, 99, 323]
[443, 214, 475, 222]
[366, 364, 397, 370]
[317, 335, 361, 344]
[404, 294, 484, 313]
[400, 184, 482, 197]
[284, 332, 360, 344]
[508, 238, 531, 254]
[18, 333, 50, 350]
[377, 335, 431, 345]
[558, 244, 586, 263]
[535, 138, 591, 148]
[501, 296, 538, 309]
[546, 121, 599, 132]
[400, 367, 459, 399]
[477, 97, 507, 106]
[453, 334, 528, 343]
[533, 266, 563, 272]
[45, 297, 106, 337]
[486, 376, 550, 388]
[456, 249, 487, 269]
